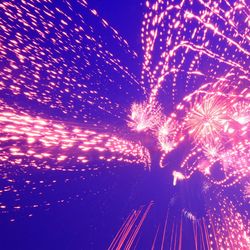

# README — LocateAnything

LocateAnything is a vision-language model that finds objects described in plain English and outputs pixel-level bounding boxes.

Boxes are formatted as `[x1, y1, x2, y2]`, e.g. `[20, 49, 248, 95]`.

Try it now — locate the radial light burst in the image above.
[0, 0, 249, 249]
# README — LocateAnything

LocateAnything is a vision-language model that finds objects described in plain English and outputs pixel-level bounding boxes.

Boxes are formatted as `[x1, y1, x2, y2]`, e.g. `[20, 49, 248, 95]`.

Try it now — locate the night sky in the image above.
[0, 0, 249, 249]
